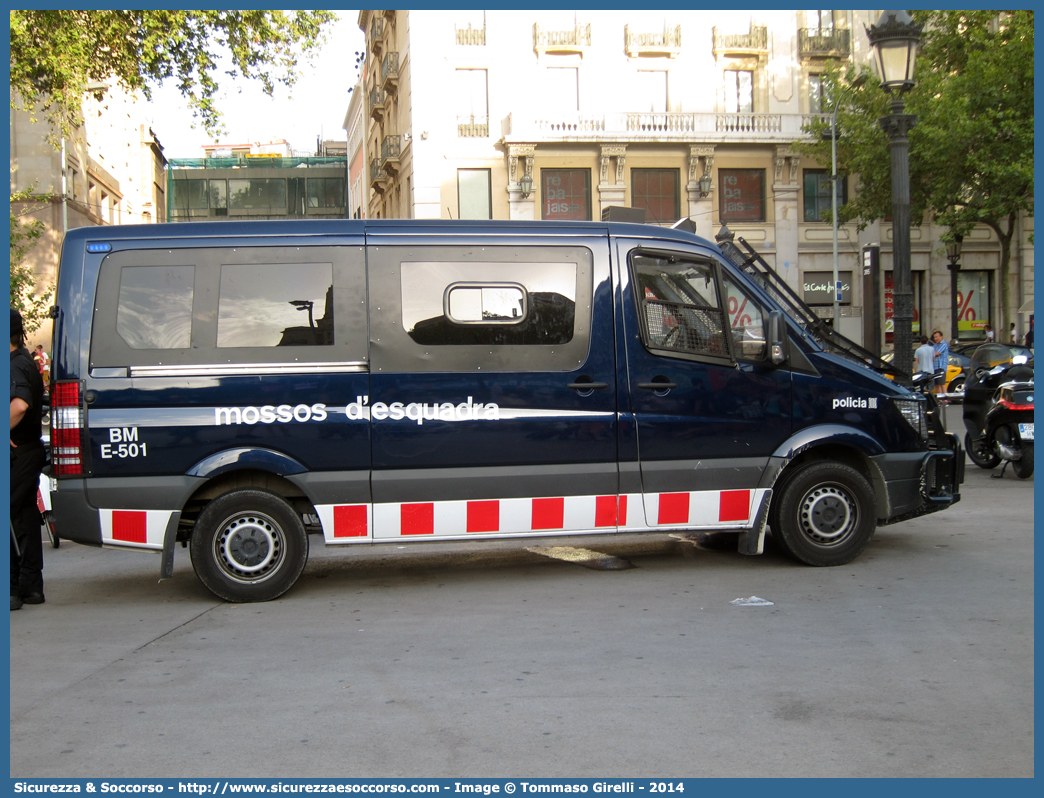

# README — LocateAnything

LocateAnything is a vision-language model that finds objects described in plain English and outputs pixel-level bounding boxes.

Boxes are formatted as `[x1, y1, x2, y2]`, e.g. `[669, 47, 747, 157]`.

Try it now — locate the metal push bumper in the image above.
[872, 432, 964, 526]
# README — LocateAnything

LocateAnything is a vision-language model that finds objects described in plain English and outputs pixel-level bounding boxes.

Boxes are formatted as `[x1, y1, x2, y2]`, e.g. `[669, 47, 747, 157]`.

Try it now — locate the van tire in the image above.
[770, 462, 877, 566]
[189, 489, 308, 602]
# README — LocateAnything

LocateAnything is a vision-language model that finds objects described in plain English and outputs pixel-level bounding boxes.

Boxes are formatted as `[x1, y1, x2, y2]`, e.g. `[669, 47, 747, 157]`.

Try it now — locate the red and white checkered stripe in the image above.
[315, 489, 766, 543]
[98, 509, 173, 550]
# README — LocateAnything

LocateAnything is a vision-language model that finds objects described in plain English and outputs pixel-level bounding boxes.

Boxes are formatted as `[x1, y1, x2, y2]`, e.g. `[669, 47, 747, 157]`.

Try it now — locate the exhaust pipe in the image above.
[996, 441, 1022, 460]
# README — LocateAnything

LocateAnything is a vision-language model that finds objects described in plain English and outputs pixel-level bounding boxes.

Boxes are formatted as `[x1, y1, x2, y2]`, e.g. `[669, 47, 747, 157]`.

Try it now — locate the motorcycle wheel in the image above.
[965, 433, 1002, 469]
[1012, 442, 1034, 479]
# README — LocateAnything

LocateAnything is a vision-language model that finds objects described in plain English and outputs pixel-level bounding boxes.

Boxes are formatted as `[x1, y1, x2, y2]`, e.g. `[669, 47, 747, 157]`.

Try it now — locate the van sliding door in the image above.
[366, 235, 620, 540]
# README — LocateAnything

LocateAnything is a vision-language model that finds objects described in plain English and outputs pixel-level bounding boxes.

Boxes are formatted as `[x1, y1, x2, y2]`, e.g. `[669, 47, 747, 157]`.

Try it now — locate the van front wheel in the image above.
[190, 489, 308, 602]
[771, 462, 877, 566]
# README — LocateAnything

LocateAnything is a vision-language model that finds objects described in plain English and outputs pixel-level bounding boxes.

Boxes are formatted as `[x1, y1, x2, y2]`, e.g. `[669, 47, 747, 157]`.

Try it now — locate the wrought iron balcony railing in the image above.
[381, 135, 401, 164]
[624, 24, 681, 57]
[381, 52, 399, 89]
[712, 26, 768, 53]
[534, 23, 591, 55]
[798, 28, 851, 57]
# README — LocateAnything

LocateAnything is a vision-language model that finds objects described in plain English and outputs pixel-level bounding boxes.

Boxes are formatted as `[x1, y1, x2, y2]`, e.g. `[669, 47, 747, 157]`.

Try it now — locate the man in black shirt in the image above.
[10, 308, 46, 609]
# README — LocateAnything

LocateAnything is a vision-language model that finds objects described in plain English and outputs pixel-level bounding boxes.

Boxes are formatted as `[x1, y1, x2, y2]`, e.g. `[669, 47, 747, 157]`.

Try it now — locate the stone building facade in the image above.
[355, 9, 1033, 347]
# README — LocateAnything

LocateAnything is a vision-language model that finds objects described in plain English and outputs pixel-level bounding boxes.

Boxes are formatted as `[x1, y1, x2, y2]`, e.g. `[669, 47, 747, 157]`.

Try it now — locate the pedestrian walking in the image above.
[10, 308, 47, 608]
[931, 329, 950, 399]
[984, 323, 994, 342]
[1009, 322, 1017, 343]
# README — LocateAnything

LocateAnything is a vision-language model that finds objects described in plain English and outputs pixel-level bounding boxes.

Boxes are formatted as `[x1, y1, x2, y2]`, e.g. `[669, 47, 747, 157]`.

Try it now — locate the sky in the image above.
[141, 11, 365, 158]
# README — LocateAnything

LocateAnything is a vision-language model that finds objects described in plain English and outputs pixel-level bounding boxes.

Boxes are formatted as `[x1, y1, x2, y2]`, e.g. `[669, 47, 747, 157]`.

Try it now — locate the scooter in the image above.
[963, 344, 1034, 479]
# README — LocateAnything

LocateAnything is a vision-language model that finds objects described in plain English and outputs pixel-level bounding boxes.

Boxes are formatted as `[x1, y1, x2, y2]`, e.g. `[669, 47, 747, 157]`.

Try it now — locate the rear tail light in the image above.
[51, 381, 84, 476]
[998, 396, 1034, 412]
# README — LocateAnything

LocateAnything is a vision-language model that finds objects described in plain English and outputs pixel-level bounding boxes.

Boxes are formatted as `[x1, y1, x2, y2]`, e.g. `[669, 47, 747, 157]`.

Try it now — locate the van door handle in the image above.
[567, 380, 609, 390]
[637, 380, 678, 390]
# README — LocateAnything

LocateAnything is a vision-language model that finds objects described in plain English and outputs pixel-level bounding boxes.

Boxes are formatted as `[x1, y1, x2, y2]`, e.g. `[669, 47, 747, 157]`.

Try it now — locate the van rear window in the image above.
[116, 265, 194, 349]
[90, 245, 366, 371]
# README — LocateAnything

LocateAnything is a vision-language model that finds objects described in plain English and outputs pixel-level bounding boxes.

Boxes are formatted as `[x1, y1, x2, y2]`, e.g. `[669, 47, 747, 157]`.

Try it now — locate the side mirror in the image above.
[767, 310, 789, 366]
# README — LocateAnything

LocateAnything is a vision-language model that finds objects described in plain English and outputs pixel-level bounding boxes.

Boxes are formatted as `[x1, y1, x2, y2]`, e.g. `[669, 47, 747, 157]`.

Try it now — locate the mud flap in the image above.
[159, 511, 182, 580]
[737, 489, 772, 556]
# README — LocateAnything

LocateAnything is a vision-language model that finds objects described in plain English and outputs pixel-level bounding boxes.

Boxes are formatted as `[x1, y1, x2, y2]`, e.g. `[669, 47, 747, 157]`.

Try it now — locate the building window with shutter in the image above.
[541, 169, 591, 221]
[803, 169, 846, 223]
[719, 169, 765, 222]
[631, 169, 679, 224]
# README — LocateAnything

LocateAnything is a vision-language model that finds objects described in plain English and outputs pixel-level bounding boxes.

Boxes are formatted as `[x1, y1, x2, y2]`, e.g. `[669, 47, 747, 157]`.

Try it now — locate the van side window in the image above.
[217, 262, 334, 347]
[90, 246, 365, 370]
[401, 261, 576, 346]
[367, 244, 595, 373]
[631, 254, 729, 358]
[722, 275, 767, 361]
[116, 265, 194, 349]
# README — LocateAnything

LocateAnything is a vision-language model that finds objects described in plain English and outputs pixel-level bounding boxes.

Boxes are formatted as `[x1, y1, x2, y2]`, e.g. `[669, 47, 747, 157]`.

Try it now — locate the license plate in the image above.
[1018, 423, 1034, 441]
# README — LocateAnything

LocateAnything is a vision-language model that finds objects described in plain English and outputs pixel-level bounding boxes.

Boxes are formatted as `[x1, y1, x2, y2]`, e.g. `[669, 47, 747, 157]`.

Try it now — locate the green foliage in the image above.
[796, 11, 1034, 328]
[10, 10, 336, 142]
[10, 189, 54, 335]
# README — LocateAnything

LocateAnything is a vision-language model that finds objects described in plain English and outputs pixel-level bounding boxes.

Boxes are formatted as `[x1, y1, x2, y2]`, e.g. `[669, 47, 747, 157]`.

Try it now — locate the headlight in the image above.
[894, 397, 928, 442]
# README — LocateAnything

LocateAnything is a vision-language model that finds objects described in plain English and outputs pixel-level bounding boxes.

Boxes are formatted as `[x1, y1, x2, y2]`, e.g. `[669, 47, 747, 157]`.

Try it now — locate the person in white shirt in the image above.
[984, 323, 994, 342]
[914, 336, 936, 376]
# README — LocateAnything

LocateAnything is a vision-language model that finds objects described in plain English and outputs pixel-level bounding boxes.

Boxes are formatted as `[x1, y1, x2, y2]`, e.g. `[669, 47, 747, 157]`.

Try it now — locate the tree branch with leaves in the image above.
[10, 9, 336, 143]
[10, 189, 54, 335]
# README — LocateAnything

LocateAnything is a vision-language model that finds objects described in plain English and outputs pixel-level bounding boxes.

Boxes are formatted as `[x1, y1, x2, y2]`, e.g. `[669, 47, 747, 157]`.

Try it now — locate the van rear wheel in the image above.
[771, 462, 877, 566]
[189, 489, 308, 602]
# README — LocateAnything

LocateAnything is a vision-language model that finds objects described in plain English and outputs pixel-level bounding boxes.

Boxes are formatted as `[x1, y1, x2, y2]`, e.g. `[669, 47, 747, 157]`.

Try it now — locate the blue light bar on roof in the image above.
[86, 242, 112, 253]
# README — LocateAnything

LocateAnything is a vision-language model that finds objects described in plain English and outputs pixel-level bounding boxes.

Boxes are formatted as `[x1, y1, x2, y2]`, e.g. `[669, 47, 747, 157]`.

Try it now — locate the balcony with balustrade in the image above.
[502, 110, 825, 144]
[369, 158, 387, 192]
[369, 86, 388, 123]
[380, 135, 402, 174]
[381, 52, 399, 95]
[533, 23, 591, 56]
[624, 24, 681, 58]
[712, 25, 768, 55]
[798, 27, 851, 58]
[369, 17, 385, 58]
[456, 23, 485, 46]
[458, 115, 489, 138]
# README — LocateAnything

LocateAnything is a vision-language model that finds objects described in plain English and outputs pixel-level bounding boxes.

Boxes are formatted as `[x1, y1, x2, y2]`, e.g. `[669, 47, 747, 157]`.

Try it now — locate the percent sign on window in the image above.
[957, 289, 975, 321]
[729, 295, 752, 328]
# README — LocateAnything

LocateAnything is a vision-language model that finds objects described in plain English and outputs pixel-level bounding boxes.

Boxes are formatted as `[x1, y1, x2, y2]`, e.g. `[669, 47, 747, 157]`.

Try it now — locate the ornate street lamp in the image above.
[519, 172, 533, 199]
[945, 233, 963, 343]
[866, 9, 922, 375]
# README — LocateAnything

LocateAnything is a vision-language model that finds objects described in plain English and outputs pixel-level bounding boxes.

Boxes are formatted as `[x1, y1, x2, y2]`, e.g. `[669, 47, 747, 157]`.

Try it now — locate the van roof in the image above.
[62, 218, 718, 250]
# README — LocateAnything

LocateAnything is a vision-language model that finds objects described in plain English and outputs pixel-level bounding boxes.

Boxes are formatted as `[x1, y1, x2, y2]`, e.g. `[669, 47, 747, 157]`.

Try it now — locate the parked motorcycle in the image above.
[963, 343, 1034, 479]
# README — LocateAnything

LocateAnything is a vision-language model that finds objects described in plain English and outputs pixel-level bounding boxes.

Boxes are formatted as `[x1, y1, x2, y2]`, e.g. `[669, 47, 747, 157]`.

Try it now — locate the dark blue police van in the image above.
[47, 219, 962, 601]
